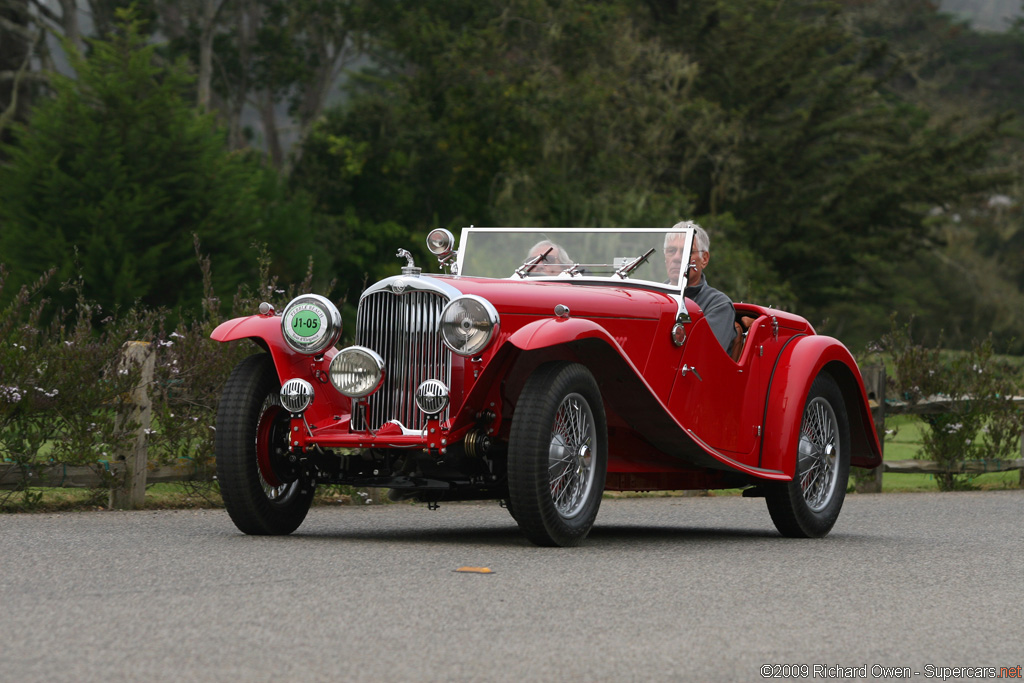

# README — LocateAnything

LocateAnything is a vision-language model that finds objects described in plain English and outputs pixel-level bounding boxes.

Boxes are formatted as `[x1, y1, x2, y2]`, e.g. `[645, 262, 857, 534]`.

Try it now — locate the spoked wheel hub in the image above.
[547, 393, 597, 520]
[508, 362, 608, 547]
[798, 397, 839, 513]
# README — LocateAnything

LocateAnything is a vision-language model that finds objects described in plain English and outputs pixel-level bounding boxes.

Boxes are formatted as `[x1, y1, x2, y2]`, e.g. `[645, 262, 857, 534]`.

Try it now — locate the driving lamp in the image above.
[426, 228, 455, 258]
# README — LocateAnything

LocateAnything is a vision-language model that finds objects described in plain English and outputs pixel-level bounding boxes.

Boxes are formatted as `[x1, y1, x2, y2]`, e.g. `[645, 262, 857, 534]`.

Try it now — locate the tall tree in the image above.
[645, 0, 1011, 310]
[157, 0, 362, 166]
[0, 0, 41, 143]
[0, 7, 315, 317]
[293, 0, 1013, 349]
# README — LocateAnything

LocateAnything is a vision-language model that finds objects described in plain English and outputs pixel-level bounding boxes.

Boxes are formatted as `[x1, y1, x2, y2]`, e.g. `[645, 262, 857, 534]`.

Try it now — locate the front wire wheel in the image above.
[508, 362, 608, 547]
[765, 373, 850, 538]
[215, 353, 314, 535]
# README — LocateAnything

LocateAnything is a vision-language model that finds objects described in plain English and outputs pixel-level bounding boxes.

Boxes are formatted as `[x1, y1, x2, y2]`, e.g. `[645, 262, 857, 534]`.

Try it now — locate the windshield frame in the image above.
[451, 226, 695, 324]
[454, 226, 694, 290]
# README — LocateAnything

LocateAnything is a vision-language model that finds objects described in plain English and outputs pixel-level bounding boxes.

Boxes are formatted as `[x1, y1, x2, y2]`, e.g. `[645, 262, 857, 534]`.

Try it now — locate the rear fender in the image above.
[761, 336, 883, 475]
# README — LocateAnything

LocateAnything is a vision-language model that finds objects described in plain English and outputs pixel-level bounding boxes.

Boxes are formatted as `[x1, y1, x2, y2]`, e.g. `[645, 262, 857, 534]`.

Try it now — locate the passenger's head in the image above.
[527, 240, 572, 275]
[664, 221, 710, 286]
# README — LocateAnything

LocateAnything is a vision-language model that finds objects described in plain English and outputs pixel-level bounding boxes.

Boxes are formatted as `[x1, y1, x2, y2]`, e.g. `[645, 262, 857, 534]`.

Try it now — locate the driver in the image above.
[526, 240, 573, 275]
[665, 221, 736, 351]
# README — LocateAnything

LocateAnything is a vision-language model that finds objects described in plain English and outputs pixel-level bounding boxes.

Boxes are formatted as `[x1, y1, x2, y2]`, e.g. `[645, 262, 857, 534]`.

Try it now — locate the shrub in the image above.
[0, 267, 149, 506]
[878, 317, 1024, 490]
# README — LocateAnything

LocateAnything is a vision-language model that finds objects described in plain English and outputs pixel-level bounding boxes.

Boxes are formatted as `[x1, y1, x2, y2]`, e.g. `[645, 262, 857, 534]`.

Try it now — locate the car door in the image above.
[668, 315, 764, 461]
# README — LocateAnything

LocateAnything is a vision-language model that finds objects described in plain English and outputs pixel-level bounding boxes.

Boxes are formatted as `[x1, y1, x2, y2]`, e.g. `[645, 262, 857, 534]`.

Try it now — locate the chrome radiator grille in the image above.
[354, 289, 451, 431]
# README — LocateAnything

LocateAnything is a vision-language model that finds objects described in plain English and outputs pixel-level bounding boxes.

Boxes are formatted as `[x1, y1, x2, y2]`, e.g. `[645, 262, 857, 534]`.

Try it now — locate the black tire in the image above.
[215, 353, 314, 535]
[765, 372, 850, 538]
[508, 362, 608, 547]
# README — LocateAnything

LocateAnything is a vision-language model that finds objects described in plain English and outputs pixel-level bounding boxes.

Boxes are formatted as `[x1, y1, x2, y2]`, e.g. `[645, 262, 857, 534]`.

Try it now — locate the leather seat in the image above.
[729, 315, 757, 362]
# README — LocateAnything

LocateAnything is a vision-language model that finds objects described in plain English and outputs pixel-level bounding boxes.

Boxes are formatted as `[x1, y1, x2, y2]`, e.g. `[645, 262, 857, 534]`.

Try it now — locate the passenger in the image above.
[526, 240, 573, 276]
[665, 222, 736, 351]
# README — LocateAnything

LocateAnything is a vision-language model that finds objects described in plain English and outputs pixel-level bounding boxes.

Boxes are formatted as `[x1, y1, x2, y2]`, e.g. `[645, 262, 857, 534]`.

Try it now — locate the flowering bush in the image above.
[0, 268, 147, 504]
[877, 317, 1024, 490]
[1, 243, 334, 507]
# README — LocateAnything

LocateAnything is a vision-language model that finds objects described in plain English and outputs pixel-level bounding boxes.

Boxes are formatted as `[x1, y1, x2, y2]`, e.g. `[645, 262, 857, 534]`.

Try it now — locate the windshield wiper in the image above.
[614, 248, 656, 279]
[514, 247, 554, 278]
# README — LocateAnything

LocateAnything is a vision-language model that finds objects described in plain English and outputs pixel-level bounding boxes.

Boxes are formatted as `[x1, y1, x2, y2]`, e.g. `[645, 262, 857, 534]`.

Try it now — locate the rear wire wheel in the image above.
[765, 372, 850, 538]
[215, 353, 314, 535]
[508, 362, 608, 547]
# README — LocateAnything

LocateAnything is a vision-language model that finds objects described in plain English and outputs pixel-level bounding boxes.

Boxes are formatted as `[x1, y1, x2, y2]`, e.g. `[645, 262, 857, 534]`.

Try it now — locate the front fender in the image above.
[507, 316, 621, 351]
[761, 335, 883, 475]
[211, 314, 283, 345]
[210, 315, 337, 391]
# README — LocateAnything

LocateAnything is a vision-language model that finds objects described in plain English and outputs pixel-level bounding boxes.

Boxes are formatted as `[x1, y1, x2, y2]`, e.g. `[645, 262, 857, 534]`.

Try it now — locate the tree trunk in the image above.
[258, 90, 283, 168]
[197, 0, 221, 111]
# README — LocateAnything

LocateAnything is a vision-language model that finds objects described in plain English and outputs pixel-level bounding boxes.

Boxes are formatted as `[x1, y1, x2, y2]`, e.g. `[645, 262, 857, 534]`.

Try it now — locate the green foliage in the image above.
[0, 8, 316, 321]
[648, 0, 1011, 311]
[877, 316, 1024, 490]
[3, 0, 1022, 365]
[0, 238, 334, 504]
[290, 0, 1016, 350]
[0, 265, 145, 506]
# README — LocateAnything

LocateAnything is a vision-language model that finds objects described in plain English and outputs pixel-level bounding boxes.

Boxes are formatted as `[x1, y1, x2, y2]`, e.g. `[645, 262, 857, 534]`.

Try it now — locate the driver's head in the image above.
[527, 240, 572, 275]
[665, 221, 710, 286]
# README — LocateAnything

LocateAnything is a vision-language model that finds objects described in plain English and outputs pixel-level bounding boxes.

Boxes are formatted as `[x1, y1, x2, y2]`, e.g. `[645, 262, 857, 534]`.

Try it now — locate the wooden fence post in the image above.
[110, 342, 156, 510]
[857, 365, 885, 493]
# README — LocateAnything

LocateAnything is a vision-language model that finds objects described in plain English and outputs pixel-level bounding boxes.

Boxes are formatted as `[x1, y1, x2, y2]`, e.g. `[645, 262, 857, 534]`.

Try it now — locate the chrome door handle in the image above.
[681, 364, 703, 381]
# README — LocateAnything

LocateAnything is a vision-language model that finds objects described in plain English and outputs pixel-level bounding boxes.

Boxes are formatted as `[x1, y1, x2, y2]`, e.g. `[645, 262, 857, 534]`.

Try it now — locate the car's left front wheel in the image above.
[508, 362, 608, 547]
[215, 353, 314, 535]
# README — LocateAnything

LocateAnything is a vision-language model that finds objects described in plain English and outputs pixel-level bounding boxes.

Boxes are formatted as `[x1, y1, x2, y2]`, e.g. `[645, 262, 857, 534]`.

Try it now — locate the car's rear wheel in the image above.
[765, 373, 850, 538]
[215, 353, 314, 535]
[508, 362, 608, 547]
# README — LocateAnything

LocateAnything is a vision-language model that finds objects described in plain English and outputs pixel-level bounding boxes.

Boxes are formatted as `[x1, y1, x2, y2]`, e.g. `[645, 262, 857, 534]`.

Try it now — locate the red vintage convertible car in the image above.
[212, 226, 882, 546]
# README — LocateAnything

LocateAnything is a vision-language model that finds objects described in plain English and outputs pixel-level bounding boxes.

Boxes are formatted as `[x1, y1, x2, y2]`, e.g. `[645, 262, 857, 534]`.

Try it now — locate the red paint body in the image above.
[213, 272, 881, 491]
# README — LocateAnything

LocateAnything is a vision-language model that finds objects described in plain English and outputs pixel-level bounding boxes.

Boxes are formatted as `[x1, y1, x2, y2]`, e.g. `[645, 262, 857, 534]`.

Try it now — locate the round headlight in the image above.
[329, 346, 385, 398]
[426, 228, 455, 257]
[281, 294, 342, 355]
[439, 295, 499, 356]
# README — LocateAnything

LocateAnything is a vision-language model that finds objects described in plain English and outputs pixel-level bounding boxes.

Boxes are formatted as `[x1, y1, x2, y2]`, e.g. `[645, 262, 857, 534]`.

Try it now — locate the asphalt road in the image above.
[1, 490, 1022, 682]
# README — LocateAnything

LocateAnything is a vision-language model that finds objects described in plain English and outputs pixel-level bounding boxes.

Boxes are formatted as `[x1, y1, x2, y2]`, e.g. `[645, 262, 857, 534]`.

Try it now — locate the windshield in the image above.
[454, 227, 694, 290]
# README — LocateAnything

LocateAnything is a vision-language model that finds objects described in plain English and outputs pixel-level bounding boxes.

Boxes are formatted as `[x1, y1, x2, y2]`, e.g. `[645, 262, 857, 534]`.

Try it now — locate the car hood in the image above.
[429, 275, 677, 321]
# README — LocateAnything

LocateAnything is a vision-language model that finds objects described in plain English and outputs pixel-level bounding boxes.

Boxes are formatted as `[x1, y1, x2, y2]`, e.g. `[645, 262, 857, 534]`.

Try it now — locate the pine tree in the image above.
[0, 7, 314, 319]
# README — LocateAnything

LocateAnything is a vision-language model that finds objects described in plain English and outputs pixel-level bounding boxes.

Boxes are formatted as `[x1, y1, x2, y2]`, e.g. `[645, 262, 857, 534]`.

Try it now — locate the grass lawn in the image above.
[880, 414, 1022, 492]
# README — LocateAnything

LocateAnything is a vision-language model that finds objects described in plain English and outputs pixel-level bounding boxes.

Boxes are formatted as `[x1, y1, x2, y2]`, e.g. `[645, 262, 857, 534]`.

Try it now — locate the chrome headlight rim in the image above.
[328, 346, 386, 399]
[281, 294, 342, 356]
[439, 295, 500, 357]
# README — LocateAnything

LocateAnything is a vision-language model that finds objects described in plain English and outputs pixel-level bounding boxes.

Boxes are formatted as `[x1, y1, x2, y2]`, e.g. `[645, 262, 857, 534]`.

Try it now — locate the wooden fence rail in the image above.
[0, 463, 210, 490]
[0, 342, 216, 508]
[858, 365, 1024, 492]
[3, 363, 1021, 505]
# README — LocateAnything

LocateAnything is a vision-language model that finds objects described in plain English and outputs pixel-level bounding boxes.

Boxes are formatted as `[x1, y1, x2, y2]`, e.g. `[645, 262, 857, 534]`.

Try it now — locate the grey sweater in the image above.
[685, 275, 736, 351]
